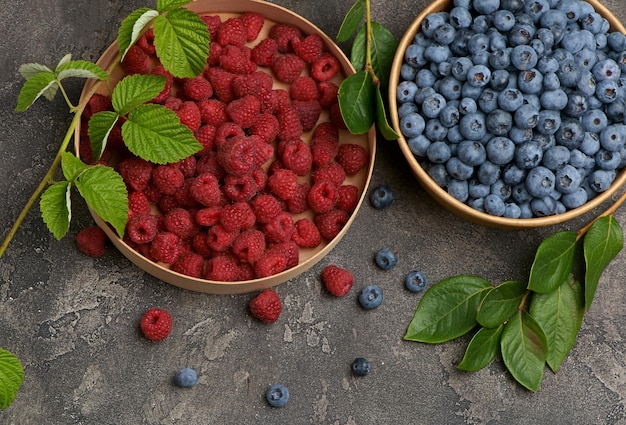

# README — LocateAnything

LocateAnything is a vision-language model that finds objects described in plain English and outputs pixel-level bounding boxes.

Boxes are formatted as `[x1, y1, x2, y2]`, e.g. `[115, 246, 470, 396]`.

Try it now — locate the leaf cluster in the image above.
[405, 216, 623, 392]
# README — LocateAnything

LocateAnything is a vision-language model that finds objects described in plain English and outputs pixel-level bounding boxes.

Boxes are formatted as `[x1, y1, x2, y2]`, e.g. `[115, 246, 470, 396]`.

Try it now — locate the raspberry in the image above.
[195, 124, 217, 155]
[175, 101, 202, 131]
[219, 45, 256, 74]
[223, 173, 259, 202]
[281, 139, 313, 176]
[84, 93, 112, 120]
[313, 122, 340, 142]
[205, 254, 240, 281]
[173, 178, 201, 209]
[144, 183, 163, 204]
[226, 95, 261, 128]
[251, 38, 278, 66]
[311, 53, 341, 82]
[192, 230, 213, 257]
[269, 24, 302, 53]
[121, 45, 151, 75]
[232, 71, 273, 98]
[254, 251, 288, 280]
[292, 99, 322, 131]
[207, 42, 223, 66]
[147, 65, 174, 103]
[250, 136, 274, 166]
[232, 229, 266, 263]
[238, 261, 255, 281]
[257, 88, 279, 113]
[206, 224, 238, 252]
[249, 289, 282, 322]
[190, 172, 221, 207]
[267, 168, 298, 200]
[140, 307, 173, 341]
[201, 15, 222, 41]
[289, 76, 319, 101]
[251, 167, 269, 192]
[329, 102, 348, 129]
[337, 143, 369, 175]
[215, 122, 246, 148]
[312, 161, 346, 187]
[76, 226, 107, 257]
[137, 28, 156, 55]
[158, 194, 181, 215]
[150, 231, 182, 264]
[274, 89, 292, 111]
[240, 12, 265, 42]
[196, 151, 226, 180]
[271, 53, 305, 83]
[293, 33, 324, 63]
[308, 180, 338, 213]
[292, 218, 322, 248]
[311, 136, 339, 168]
[217, 135, 256, 176]
[127, 190, 151, 219]
[198, 99, 229, 127]
[207, 68, 237, 103]
[286, 183, 310, 214]
[317, 81, 340, 108]
[277, 106, 303, 140]
[219, 201, 256, 232]
[163, 96, 183, 111]
[321, 265, 354, 297]
[315, 209, 349, 240]
[153, 164, 185, 195]
[182, 75, 213, 101]
[195, 206, 222, 227]
[217, 17, 246, 47]
[337, 184, 360, 213]
[251, 194, 283, 223]
[268, 240, 299, 268]
[171, 252, 205, 278]
[263, 211, 295, 243]
[164, 208, 195, 239]
[126, 213, 159, 244]
[250, 113, 280, 143]
[176, 156, 197, 178]
[119, 157, 153, 192]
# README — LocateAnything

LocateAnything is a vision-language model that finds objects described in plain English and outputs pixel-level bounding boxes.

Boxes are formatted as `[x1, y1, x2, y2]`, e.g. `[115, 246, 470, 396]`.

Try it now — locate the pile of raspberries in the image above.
[79, 11, 370, 281]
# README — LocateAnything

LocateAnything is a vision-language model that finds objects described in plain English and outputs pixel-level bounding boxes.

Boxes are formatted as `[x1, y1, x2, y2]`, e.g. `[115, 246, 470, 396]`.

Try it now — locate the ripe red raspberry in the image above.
[163, 96, 183, 112]
[232, 229, 266, 263]
[127, 190, 151, 219]
[251, 194, 283, 224]
[251, 38, 278, 66]
[308, 180, 338, 214]
[267, 168, 298, 200]
[219, 45, 256, 74]
[198, 99, 229, 127]
[119, 157, 153, 191]
[190, 172, 221, 206]
[269, 23, 302, 53]
[250, 113, 280, 143]
[217, 17, 247, 47]
[173, 178, 201, 209]
[196, 151, 226, 180]
[182, 75, 213, 101]
[226, 95, 261, 128]
[271, 53, 305, 83]
[192, 230, 213, 257]
[312, 162, 346, 187]
[150, 231, 181, 264]
[158, 194, 181, 215]
[293, 33, 324, 63]
[140, 307, 173, 341]
[223, 174, 259, 202]
[274, 89, 292, 111]
[292, 99, 322, 131]
[337, 143, 369, 175]
[175, 101, 202, 131]
[217, 135, 256, 176]
[195, 124, 217, 155]
[137, 28, 156, 55]
[219, 201, 256, 232]
[207, 41, 223, 66]
[205, 254, 240, 281]
[207, 68, 237, 103]
[329, 102, 348, 129]
[286, 183, 310, 214]
[195, 206, 222, 227]
[121, 45, 151, 75]
[313, 122, 340, 142]
[337, 184, 360, 213]
[292, 218, 322, 248]
[126, 213, 159, 244]
[254, 251, 288, 279]
[171, 252, 205, 278]
[238, 261, 255, 281]
[289, 76, 319, 101]
[153, 164, 185, 195]
[321, 265, 354, 297]
[311, 136, 339, 168]
[249, 289, 283, 321]
[240, 12, 265, 42]
[281, 139, 312, 176]
[251, 167, 269, 192]
[164, 208, 195, 239]
[318, 81, 340, 108]
[311, 53, 341, 82]
[215, 122, 246, 148]
[76, 226, 107, 257]
[206, 224, 238, 252]
[315, 209, 349, 240]
[84, 93, 112, 120]
[201, 15, 222, 40]
[263, 211, 295, 243]
[268, 240, 299, 269]
[176, 156, 197, 178]
[277, 106, 303, 140]
[232, 71, 273, 98]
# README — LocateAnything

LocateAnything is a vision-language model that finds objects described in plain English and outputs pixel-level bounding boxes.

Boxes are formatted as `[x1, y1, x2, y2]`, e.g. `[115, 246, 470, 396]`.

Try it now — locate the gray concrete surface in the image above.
[2, 0, 626, 424]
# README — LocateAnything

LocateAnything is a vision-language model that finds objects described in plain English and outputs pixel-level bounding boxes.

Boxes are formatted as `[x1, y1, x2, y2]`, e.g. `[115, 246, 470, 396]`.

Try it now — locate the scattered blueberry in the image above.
[266, 384, 290, 408]
[174, 368, 198, 388]
[351, 357, 372, 377]
[375, 248, 398, 270]
[405, 271, 428, 292]
[369, 185, 393, 209]
[358, 285, 383, 310]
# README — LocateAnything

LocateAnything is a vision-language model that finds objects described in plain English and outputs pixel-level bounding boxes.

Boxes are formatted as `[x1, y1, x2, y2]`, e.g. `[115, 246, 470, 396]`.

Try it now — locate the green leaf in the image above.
[338, 70, 376, 134]
[153, 8, 210, 78]
[527, 231, 578, 294]
[584, 216, 624, 310]
[18, 62, 53, 80]
[500, 311, 548, 392]
[61, 152, 89, 182]
[40, 181, 72, 240]
[121, 103, 202, 164]
[350, 25, 366, 71]
[457, 325, 503, 372]
[368, 21, 398, 89]
[529, 275, 584, 373]
[337, 0, 366, 43]
[404, 275, 492, 344]
[15, 72, 58, 111]
[55, 60, 108, 82]
[476, 280, 526, 329]
[117, 8, 156, 59]
[375, 86, 400, 141]
[56, 53, 73, 68]
[157, 0, 193, 13]
[112, 74, 166, 115]
[87, 111, 120, 162]
[75, 166, 128, 238]
[0, 347, 24, 409]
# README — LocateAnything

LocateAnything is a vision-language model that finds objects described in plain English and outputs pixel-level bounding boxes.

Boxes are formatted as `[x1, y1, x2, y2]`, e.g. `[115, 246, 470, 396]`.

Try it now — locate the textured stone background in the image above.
[2, 1, 626, 424]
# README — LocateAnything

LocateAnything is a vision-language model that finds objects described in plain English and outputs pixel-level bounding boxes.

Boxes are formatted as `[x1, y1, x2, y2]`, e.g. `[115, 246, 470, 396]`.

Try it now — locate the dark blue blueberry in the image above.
[469, 179, 491, 198]
[422, 93, 447, 119]
[424, 119, 448, 142]
[484, 193, 506, 216]
[358, 285, 383, 310]
[472, 51, 491, 67]
[426, 141, 452, 163]
[404, 44, 427, 68]
[478, 160, 501, 185]
[581, 12, 604, 34]
[525, 166, 556, 197]
[540, 10, 568, 43]
[508, 23, 536, 46]
[569, 149, 590, 168]
[504, 202, 522, 218]
[581, 109, 608, 134]
[447, 125, 464, 143]
[474, 0, 500, 14]
[351, 357, 372, 376]
[438, 61, 453, 77]
[514, 104, 540, 129]
[407, 135, 431, 157]
[450, 28, 474, 56]
[501, 0, 524, 13]
[542, 145, 570, 170]
[451, 57, 474, 81]
[448, 178, 469, 201]
[490, 32, 508, 51]
[461, 83, 483, 101]
[426, 163, 450, 187]
[536, 110, 561, 136]
[494, 9, 515, 32]
[515, 140, 543, 169]
[416, 68, 437, 88]
[439, 105, 460, 127]
[498, 88, 524, 112]
[375, 247, 398, 270]
[539, 89, 568, 110]
[561, 187, 588, 209]
[596, 79, 620, 104]
[466, 65, 491, 88]
[555, 164, 583, 194]
[576, 70, 597, 97]
[459, 97, 478, 115]
[580, 132, 601, 156]
[439, 76, 463, 101]
[555, 118, 584, 149]
[459, 113, 487, 141]
[600, 124, 626, 152]
[446, 157, 475, 180]
[471, 15, 491, 34]
[400, 63, 418, 81]
[531, 196, 557, 217]
[266, 384, 289, 408]
[175, 368, 198, 388]
[542, 72, 560, 91]
[397, 102, 419, 119]
[517, 69, 543, 94]
[556, 59, 581, 88]
[589, 170, 616, 193]
[370, 185, 393, 209]
[486, 136, 515, 165]
[575, 48, 598, 72]
[524, 0, 550, 22]
[424, 43, 452, 64]
[457, 140, 487, 166]
[405, 271, 428, 292]
[606, 98, 626, 122]
[491, 179, 512, 200]
[556, 0, 582, 22]
[490, 69, 511, 91]
[502, 163, 526, 186]
[509, 126, 533, 145]
[488, 48, 511, 70]
[421, 12, 447, 38]
[399, 112, 425, 138]
[511, 45, 539, 71]
[433, 23, 457, 45]
[512, 183, 533, 204]
[396, 81, 418, 104]
[533, 133, 556, 151]
[593, 59, 621, 81]
[486, 109, 513, 136]
[595, 149, 621, 170]
[478, 89, 499, 114]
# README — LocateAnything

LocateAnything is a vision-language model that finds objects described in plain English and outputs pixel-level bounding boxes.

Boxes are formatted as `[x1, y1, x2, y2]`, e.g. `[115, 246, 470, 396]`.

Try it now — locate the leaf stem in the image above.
[519, 290, 532, 312]
[577, 189, 626, 238]
[363, 0, 380, 86]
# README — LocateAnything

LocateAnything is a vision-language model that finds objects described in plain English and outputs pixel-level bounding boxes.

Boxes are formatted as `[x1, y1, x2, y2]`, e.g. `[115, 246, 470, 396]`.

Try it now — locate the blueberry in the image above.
[478, 89, 499, 114]
[375, 247, 398, 270]
[537, 56, 559, 74]
[446, 157, 475, 180]
[449, 6, 473, 29]
[514, 104, 539, 129]
[509, 126, 533, 144]
[351, 357, 372, 376]
[517, 69, 543, 94]
[459, 113, 487, 140]
[459, 97, 478, 115]
[490, 69, 511, 91]
[424, 43, 452, 64]
[407, 135, 431, 157]
[450, 28, 474, 57]
[512, 183, 533, 204]
[595, 149, 621, 170]
[266, 384, 289, 408]
[497, 88, 524, 112]
[515, 140, 543, 169]
[415, 86, 437, 105]
[397, 102, 419, 119]
[484, 193, 506, 216]
[535, 109, 561, 135]
[405, 270, 428, 292]
[596, 79, 619, 104]
[531, 196, 557, 217]
[466, 65, 491, 88]
[397, 81, 418, 104]
[447, 125, 464, 143]
[580, 132, 601, 155]
[593, 58, 621, 81]
[416, 68, 437, 88]
[539, 89, 568, 111]
[438, 76, 463, 101]
[457, 140, 487, 166]
[524, 0, 550, 22]
[477, 160, 501, 185]
[491, 179, 512, 200]
[358, 285, 383, 310]
[369, 185, 393, 209]
[600, 124, 626, 151]
[563, 91, 589, 118]
[486, 136, 515, 165]
[400, 63, 418, 81]
[404, 44, 427, 68]
[525, 166, 556, 197]
[421, 12, 447, 38]
[439, 105, 460, 127]
[473, 0, 500, 14]
[504, 202, 522, 218]
[424, 119, 448, 142]
[448, 178, 469, 201]
[468, 179, 491, 198]
[511, 45, 539, 71]
[493, 10, 515, 32]
[422, 93, 447, 118]
[555, 164, 583, 194]
[561, 187, 588, 209]
[489, 48, 511, 70]
[581, 109, 608, 133]
[509, 23, 536, 46]
[555, 118, 584, 149]
[542, 145, 570, 170]
[399, 112, 426, 138]
[502, 163, 526, 186]
[561, 30, 586, 54]
[175, 368, 199, 388]
[433, 23, 457, 45]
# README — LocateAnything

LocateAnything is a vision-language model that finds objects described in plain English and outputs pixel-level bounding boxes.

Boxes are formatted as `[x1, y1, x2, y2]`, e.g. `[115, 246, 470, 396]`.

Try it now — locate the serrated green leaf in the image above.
[0, 347, 25, 409]
[375, 85, 400, 140]
[75, 166, 128, 238]
[87, 111, 120, 163]
[55, 60, 108, 82]
[530, 275, 584, 373]
[61, 152, 89, 182]
[457, 325, 503, 372]
[157, 0, 193, 13]
[56, 53, 73, 68]
[153, 8, 209, 78]
[338, 70, 376, 134]
[337, 0, 366, 43]
[112, 74, 166, 116]
[15, 72, 58, 111]
[117, 8, 155, 59]
[18, 62, 53, 80]
[528, 231, 578, 294]
[477, 280, 526, 329]
[584, 216, 623, 310]
[501, 311, 548, 392]
[122, 103, 202, 164]
[40, 181, 72, 240]
[404, 275, 492, 344]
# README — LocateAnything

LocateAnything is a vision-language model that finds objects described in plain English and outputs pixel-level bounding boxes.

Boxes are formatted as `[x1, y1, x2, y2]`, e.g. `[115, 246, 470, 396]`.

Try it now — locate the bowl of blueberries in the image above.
[389, 0, 626, 228]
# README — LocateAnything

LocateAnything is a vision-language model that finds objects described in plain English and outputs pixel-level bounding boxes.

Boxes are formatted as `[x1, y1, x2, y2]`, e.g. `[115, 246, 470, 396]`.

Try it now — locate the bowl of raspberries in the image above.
[75, 0, 375, 293]
[390, 0, 626, 228]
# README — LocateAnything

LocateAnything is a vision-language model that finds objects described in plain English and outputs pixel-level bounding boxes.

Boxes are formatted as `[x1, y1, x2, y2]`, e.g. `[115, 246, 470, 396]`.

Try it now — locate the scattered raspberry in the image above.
[175, 101, 202, 131]
[182, 75, 213, 101]
[119, 157, 153, 192]
[171, 252, 205, 278]
[121, 45, 151, 75]
[272, 53, 305, 83]
[217, 135, 256, 176]
[150, 231, 181, 264]
[195, 206, 222, 227]
[251, 194, 283, 223]
[311, 53, 341, 82]
[277, 106, 303, 140]
[137, 28, 156, 55]
[321, 265, 354, 297]
[315, 209, 349, 240]
[140, 307, 173, 341]
[217, 17, 247, 47]
[223, 174, 259, 202]
[293, 33, 324, 63]
[198, 99, 229, 127]
[268, 240, 299, 268]
[215, 122, 246, 148]
[317, 81, 339, 108]
[292, 99, 322, 131]
[195, 124, 217, 155]
[250, 113, 280, 143]
[269, 23, 302, 53]
[219, 201, 256, 232]
[233, 71, 273, 98]
[241, 12, 265, 42]
[207, 68, 237, 103]
[267, 168, 298, 200]
[127, 190, 151, 219]
[254, 251, 288, 279]
[289, 76, 319, 101]
[201, 15, 222, 41]
[251, 38, 278, 66]
[164, 208, 195, 239]
[76, 226, 107, 257]
[281, 139, 313, 176]
[127, 213, 159, 244]
[153, 164, 185, 195]
[337, 184, 360, 213]
[286, 183, 310, 214]
[232, 229, 266, 263]
[311, 136, 339, 168]
[206, 224, 238, 252]
[308, 180, 338, 214]
[312, 161, 346, 187]
[292, 218, 322, 248]
[205, 254, 240, 281]
[226, 95, 261, 128]
[264, 211, 295, 243]
[337, 143, 369, 175]
[219, 45, 256, 74]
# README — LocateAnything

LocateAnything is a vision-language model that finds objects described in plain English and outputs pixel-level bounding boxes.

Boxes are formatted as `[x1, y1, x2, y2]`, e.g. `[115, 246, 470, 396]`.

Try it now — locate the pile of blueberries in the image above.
[396, 0, 626, 218]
